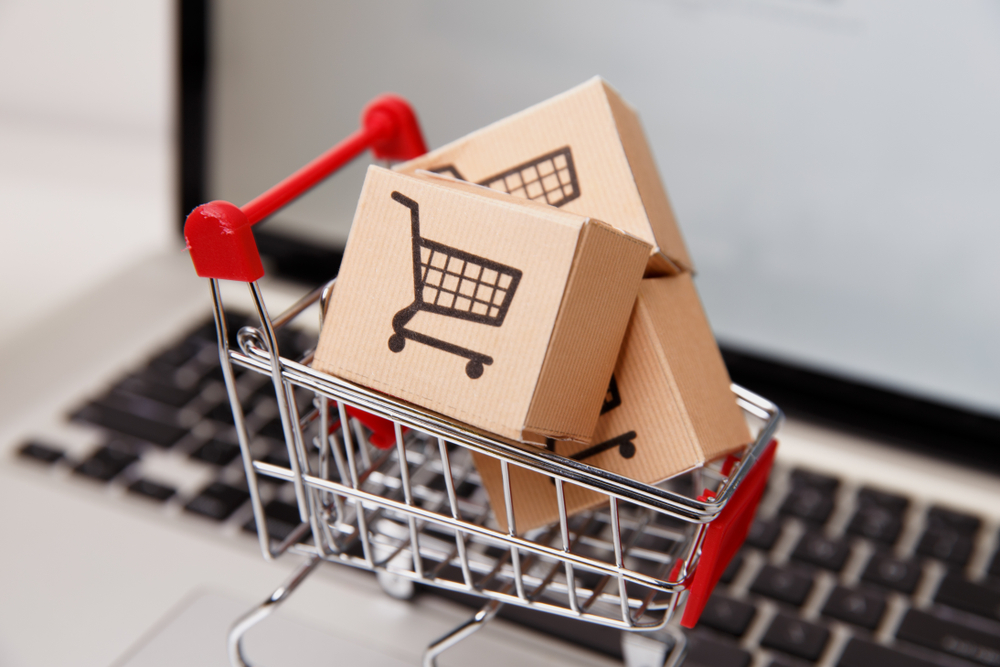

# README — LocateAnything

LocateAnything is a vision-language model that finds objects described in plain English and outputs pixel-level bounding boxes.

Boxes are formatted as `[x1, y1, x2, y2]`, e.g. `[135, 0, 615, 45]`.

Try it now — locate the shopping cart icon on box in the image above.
[387, 191, 523, 379]
[432, 146, 581, 208]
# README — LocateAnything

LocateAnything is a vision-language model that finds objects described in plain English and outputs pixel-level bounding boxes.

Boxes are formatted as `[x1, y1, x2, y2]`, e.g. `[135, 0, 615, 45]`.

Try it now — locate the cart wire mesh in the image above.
[213, 276, 782, 636]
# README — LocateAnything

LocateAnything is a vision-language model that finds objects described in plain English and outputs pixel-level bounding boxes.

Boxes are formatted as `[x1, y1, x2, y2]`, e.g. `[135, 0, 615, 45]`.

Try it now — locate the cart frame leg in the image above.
[662, 626, 689, 667]
[227, 555, 322, 667]
[422, 598, 503, 667]
[621, 623, 688, 667]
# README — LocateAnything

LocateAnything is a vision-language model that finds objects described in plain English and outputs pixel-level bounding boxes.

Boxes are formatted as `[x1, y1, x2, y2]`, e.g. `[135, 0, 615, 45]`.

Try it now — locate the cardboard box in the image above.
[313, 166, 651, 443]
[474, 273, 752, 533]
[395, 77, 692, 276]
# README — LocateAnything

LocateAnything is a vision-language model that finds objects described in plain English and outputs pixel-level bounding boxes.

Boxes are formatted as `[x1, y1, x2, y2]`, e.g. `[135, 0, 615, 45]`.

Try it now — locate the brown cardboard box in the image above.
[313, 166, 651, 443]
[475, 273, 752, 533]
[395, 77, 691, 276]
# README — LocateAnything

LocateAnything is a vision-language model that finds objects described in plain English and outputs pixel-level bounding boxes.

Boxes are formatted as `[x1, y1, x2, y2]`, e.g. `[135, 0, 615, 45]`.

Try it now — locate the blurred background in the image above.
[3, 0, 997, 427]
[0, 0, 173, 336]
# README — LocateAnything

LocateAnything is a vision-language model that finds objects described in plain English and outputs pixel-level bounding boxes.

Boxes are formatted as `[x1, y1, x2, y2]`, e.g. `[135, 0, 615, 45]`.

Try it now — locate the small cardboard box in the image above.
[313, 166, 651, 443]
[474, 273, 752, 533]
[395, 77, 692, 276]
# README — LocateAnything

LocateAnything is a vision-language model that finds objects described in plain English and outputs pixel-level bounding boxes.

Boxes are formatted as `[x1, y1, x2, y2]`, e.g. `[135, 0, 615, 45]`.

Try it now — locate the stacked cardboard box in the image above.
[314, 77, 750, 533]
[313, 166, 650, 444]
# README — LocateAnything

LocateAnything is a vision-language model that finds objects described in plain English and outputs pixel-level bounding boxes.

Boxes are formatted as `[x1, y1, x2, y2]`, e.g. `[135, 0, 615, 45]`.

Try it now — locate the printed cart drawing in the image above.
[387, 191, 523, 379]
[546, 375, 638, 463]
[432, 146, 581, 208]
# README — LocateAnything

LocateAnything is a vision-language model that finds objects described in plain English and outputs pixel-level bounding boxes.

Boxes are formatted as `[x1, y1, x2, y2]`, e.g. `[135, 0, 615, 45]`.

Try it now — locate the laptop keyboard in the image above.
[14, 313, 1000, 667]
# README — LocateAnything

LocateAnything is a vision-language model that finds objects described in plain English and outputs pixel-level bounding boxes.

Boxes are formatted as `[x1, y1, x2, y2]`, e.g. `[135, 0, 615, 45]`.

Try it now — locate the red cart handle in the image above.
[184, 94, 427, 282]
[680, 439, 778, 628]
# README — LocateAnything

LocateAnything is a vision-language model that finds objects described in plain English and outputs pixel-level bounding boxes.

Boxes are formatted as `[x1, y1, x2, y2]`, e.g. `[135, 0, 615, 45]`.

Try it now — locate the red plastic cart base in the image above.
[681, 439, 778, 628]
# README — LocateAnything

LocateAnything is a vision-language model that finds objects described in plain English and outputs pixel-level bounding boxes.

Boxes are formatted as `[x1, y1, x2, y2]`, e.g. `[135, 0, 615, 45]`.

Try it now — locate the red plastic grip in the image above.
[185, 94, 427, 282]
[331, 406, 407, 450]
[185, 201, 264, 282]
[680, 439, 779, 629]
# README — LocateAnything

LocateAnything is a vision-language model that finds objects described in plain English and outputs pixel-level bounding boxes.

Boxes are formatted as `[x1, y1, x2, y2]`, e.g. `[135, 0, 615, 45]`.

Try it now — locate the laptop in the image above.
[2, 1, 998, 666]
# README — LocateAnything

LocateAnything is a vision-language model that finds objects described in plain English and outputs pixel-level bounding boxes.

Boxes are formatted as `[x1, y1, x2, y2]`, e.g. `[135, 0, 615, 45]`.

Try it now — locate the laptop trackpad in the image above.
[116, 591, 411, 666]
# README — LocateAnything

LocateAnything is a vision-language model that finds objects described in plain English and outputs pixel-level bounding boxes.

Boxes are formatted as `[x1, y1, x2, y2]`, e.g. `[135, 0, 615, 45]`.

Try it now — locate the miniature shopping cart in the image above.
[388, 191, 522, 379]
[184, 95, 783, 667]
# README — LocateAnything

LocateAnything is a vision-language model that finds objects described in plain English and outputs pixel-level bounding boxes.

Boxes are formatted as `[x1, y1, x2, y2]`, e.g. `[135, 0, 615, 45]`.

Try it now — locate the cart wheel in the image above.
[388, 334, 406, 352]
[465, 359, 484, 379]
[377, 570, 417, 600]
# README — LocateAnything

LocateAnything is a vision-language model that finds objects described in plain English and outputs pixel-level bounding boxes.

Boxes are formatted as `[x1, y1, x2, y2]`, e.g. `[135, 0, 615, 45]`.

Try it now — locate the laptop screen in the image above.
[183, 0, 1000, 458]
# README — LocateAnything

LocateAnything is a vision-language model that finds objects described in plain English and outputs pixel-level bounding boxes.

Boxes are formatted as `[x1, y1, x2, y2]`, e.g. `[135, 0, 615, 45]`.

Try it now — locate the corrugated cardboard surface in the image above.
[477, 274, 750, 533]
[395, 77, 691, 273]
[313, 166, 649, 443]
[525, 220, 650, 442]
[639, 274, 751, 460]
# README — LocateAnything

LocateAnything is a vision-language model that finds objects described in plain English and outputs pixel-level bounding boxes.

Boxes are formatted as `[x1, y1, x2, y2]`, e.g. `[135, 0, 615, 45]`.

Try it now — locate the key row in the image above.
[777, 468, 986, 568]
[685, 631, 999, 667]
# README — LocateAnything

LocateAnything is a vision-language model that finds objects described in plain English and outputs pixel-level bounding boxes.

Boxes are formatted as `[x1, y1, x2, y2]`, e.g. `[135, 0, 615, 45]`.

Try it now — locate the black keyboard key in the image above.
[258, 418, 285, 440]
[426, 474, 447, 492]
[751, 565, 814, 606]
[141, 360, 185, 385]
[254, 383, 312, 413]
[151, 339, 201, 367]
[205, 401, 237, 424]
[917, 528, 975, 566]
[837, 638, 938, 667]
[114, 375, 199, 408]
[926, 507, 981, 536]
[856, 487, 909, 515]
[188, 313, 251, 347]
[746, 518, 782, 551]
[720, 551, 744, 584]
[253, 382, 278, 405]
[780, 472, 840, 530]
[243, 500, 303, 542]
[934, 574, 1000, 623]
[862, 553, 921, 594]
[18, 441, 64, 464]
[761, 614, 830, 662]
[197, 364, 226, 388]
[184, 482, 250, 521]
[848, 505, 904, 545]
[781, 486, 835, 524]
[822, 585, 886, 629]
[73, 402, 187, 447]
[792, 532, 851, 571]
[916, 506, 982, 567]
[790, 469, 840, 495]
[262, 445, 290, 468]
[99, 391, 185, 422]
[896, 609, 1000, 666]
[275, 329, 313, 361]
[698, 594, 755, 636]
[74, 445, 138, 481]
[634, 529, 676, 555]
[127, 478, 176, 502]
[189, 439, 241, 466]
[455, 479, 478, 499]
[684, 634, 752, 667]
